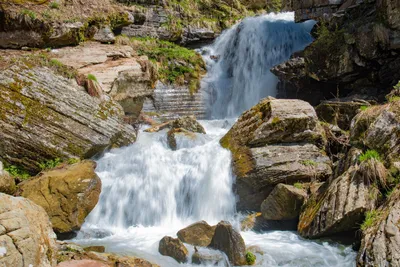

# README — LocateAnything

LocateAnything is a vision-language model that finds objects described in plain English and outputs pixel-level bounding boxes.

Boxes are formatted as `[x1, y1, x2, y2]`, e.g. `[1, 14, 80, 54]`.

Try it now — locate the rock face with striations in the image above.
[357, 186, 400, 267]
[298, 161, 381, 238]
[18, 160, 101, 238]
[208, 221, 246, 266]
[0, 64, 136, 174]
[220, 98, 331, 211]
[0, 193, 58, 267]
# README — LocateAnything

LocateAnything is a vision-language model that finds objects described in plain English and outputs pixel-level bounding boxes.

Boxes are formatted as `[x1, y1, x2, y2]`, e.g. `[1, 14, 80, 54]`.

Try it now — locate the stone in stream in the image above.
[177, 220, 216, 247]
[208, 221, 247, 266]
[0, 193, 58, 267]
[158, 236, 189, 263]
[261, 184, 307, 220]
[17, 160, 101, 239]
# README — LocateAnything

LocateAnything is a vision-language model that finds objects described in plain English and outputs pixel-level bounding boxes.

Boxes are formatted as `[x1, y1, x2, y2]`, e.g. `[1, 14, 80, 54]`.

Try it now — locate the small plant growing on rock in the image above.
[21, 9, 37, 20]
[38, 158, 62, 171]
[361, 210, 382, 231]
[87, 74, 98, 82]
[49, 1, 60, 9]
[359, 150, 382, 162]
[246, 251, 256, 265]
[360, 105, 369, 111]
[293, 182, 304, 189]
[301, 160, 317, 166]
[5, 165, 30, 180]
[67, 158, 80, 165]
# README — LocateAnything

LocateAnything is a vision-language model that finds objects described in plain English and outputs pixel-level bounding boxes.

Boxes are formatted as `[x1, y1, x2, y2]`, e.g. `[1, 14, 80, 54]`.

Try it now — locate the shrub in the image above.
[246, 251, 256, 265]
[359, 150, 382, 162]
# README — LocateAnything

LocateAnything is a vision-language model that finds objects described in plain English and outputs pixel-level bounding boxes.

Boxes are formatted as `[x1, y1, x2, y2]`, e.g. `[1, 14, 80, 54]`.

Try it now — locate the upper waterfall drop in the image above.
[201, 13, 316, 119]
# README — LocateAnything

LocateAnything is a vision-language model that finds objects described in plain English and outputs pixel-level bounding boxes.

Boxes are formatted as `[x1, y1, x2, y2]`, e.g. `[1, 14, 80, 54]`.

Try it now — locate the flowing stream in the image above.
[75, 13, 357, 266]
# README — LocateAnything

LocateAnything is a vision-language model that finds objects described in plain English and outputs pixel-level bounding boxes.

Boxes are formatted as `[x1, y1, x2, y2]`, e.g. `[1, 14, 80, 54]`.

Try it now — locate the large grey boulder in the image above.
[0, 193, 58, 267]
[208, 221, 246, 266]
[261, 184, 307, 220]
[0, 65, 136, 174]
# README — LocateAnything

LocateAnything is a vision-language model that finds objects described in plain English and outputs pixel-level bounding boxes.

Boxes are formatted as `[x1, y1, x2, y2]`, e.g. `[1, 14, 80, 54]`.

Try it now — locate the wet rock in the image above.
[167, 128, 197, 150]
[93, 26, 116, 43]
[0, 193, 58, 267]
[298, 160, 382, 238]
[208, 221, 246, 266]
[177, 221, 216, 247]
[357, 186, 400, 267]
[0, 162, 16, 195]
[221, 98, 330, 211]
[261, 184, 307, 220]
[0, 64, 136, 173]
[57, 241, 159, 267]
[192, 248, 228, 266]
[159, 236, 188, 263]
[18, 160, 101, 238]
[84, 246, 106, 253]
[171, 115, 206, 134]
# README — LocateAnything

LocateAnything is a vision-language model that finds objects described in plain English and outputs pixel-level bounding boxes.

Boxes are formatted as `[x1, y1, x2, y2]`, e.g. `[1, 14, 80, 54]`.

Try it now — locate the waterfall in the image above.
[77, 12, 356, 267]
[201, 13, 315, 118]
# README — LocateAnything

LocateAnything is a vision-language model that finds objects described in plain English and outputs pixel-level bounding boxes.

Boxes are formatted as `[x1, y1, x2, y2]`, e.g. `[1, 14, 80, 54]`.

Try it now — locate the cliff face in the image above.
[274, 0, 400, 104]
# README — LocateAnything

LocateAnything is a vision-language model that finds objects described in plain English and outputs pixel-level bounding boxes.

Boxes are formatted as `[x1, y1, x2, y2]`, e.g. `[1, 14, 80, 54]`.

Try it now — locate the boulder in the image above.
[208, 221, 246, 266]
[357, 186, 400, 267]
[261, 184, 307, 220]
[0, 162, 16, 195]
[221, 98, 331, 211]
[171, 116, 206, 134]
[177, 221, 216, 247]
[192, 248, 228, 266]
[0, 193, 57, 267]
[93, 26, 116, 43]
[167, 128, 197, 150]
[18, 160, 101, 238]
[298, 161, 381, 238]
[0, 64, 136, 174]
[158, 236, 188, 263]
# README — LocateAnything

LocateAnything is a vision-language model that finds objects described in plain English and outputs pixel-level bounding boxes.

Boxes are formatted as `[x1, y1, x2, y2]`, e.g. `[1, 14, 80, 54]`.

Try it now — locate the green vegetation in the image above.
[121, 37, 206, 94]
[49, 1, 60, 9]
[360, 105, 369, 111]
[87, 74, 98, 82]
[293, 182, 304, 189]
[67, 158, 80, 165]
[246, 251, 256, 265]
[301, 160, 317, 166]
[388, 96, 400, 103]
[21, 9, 37, 20]
[361, 210, 382, 231]
[5, 165, 30, 180]
[359, 150, 382, 162]
[38, 158, 62, 170]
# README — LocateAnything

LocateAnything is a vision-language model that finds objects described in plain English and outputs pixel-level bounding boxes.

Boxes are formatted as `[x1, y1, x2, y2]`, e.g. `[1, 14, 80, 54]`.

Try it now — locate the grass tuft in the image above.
[359, 150, 382, 162]
[361, 210, 382, 231]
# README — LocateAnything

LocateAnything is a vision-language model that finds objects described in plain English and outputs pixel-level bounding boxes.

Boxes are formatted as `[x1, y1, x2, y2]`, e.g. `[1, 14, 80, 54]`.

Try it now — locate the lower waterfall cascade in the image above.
[75, 12, 357, 267]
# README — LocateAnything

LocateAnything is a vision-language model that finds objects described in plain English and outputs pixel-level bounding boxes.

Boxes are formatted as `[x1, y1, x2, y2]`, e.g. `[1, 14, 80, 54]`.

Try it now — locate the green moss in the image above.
[20, 9, 37, 20]
[38, 158, 62, 170]
[293, 182, 304, 189]
[271, 117, 281, 124]
[301, 159, 317, 166]
[49, 1, 59, 9]
[246, 251, 256, 265]
[360, 105, 369, 111]
[359, 150, 382, 162]
[67, 158, 80, 165]
[388, 96, 400, 103]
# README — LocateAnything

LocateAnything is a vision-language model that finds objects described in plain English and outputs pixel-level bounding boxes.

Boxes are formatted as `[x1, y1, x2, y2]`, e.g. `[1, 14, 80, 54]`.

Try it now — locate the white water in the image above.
[75, 12, 356, 267]
[201, 13, 316, 118]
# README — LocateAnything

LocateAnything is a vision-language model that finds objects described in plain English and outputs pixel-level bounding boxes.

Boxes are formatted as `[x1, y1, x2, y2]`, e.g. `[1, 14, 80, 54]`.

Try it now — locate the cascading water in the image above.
[201, 13, 315, 118]
[75, 12, 356, 267]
